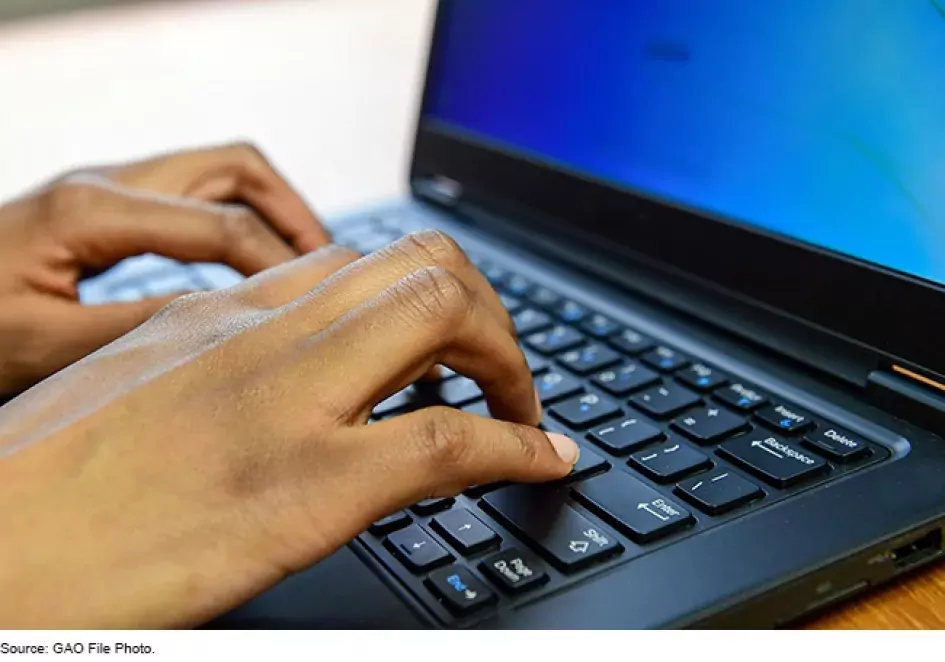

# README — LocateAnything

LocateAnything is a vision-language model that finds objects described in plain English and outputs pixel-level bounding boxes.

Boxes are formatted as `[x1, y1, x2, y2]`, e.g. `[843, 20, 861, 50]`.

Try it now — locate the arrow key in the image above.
[386, 525, 453, 573]
[432, 508, 500, 556]
[573, 471, 694, 544]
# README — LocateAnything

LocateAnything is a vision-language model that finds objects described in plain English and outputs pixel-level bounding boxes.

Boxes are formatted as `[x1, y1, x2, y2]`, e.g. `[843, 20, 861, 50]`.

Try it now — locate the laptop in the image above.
[80, 0, 945, 629]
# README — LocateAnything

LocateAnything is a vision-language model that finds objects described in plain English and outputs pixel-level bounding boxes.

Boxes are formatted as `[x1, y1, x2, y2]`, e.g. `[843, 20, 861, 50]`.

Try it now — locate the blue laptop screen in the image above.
[423, 0, 945, 286]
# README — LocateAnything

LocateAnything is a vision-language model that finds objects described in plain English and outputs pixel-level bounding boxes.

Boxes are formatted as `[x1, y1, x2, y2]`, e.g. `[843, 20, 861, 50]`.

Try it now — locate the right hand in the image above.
[0, 230, 579, 629]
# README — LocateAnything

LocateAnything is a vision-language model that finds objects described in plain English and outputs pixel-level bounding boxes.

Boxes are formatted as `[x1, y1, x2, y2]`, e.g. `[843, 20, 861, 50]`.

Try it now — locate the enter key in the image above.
[718, 434, 829, 489]
[572, 471, 694, 544]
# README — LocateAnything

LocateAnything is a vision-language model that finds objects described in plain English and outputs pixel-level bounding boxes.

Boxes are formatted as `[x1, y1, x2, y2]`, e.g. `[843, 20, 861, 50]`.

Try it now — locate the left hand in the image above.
[0, 142, 331, 396]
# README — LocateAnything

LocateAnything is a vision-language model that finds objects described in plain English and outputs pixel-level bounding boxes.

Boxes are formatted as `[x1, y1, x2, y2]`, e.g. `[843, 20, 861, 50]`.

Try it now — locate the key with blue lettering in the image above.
[550, 393, 622, 429]
[534, 371, 583, 404]
[557, 343, 622, 375]
[425, 566, 496, 615]
[755, 403, 814, 435]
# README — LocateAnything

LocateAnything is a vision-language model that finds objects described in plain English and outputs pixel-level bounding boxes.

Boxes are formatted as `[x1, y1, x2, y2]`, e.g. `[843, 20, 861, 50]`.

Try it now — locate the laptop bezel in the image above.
[408, 0, 945, 381]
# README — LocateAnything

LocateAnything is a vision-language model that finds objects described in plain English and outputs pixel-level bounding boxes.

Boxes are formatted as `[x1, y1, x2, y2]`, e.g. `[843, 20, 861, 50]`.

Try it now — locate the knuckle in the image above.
[151, 291, 212, 320]
[42, 179, 104, 222]
[318, 243, 361, 263]
[414, 407, 472, 470]
[393, 266, 472, 330]
[231, 141, 268, 169]
[508, 424, 543, 467]
[396, 230, 469, 270]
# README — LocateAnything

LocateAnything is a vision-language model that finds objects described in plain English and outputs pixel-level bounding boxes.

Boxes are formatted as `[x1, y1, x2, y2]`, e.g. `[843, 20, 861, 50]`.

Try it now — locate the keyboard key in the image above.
[142, 270, 202, 297]
[436, 366, 458, 381]
[591, 362, 660, 396]
[565, 446, 611, 481]
[714, 382, 768, 412]
[557, 300, 589, 324]
[356, 234, 398, 254]
[525, 325, 585, 355]
[461, 400, 491, 418]
[431, 508, 500, 555]
[631, 383, 701, 418]
[481, 264, 508, 287]
[629, 439, 711, 483]
[718, 434, 829, 488]
[588, 417, 664, 455]
[581, 313, 621, 339]
[557, 343, 622, 375]
[504, 274, 533, 297]
[514, 308, 554, 335]
[463, 482, 506, 498]
[676, 469, 764, 515]
[386, 525, 453, 572]
[374, 387, 420, 418]
[411, 498, 456, 516]
[467, 252, 487, 269]
[500, 294, 523, 314]
[608, 328, 654, 355]
[672, 407, 749, 444]
[481, 485, 623, 573]
[369, 511, 411, 536]
[573, 472, 694, 544]
[194, 263, 245, 290]
[523, 349, 550, 374]
[642, 346, 690, 372]
[677, 363, 728, 392]
[439, 377, 484, 407]
[550, 393, 622, 429]
[425, 566, 496, 615]
[803, 426, 872, 463]
[756, 403, 815, 434]
[527, 286, 562, 310]
[479, 548, 548, 594]
[535, 371, 584, 404]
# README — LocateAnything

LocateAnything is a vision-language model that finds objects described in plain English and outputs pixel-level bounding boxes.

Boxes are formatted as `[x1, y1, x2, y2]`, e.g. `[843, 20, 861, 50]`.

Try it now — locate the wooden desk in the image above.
[0, 0, 941, 629]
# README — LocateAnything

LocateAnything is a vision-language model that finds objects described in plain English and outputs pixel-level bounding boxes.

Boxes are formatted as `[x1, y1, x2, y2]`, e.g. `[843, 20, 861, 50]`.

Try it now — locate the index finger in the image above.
[287, 265, 541, 427]
[109, 142, 331, 253]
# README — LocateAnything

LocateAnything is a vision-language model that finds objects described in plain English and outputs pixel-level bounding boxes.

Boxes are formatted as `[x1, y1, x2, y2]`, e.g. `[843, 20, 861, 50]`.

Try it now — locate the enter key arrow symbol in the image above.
[637, 502, 670, 522]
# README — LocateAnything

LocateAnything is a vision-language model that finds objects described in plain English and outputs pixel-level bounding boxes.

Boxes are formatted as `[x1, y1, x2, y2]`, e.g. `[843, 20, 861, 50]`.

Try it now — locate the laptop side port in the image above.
[891, 527, 944, 571]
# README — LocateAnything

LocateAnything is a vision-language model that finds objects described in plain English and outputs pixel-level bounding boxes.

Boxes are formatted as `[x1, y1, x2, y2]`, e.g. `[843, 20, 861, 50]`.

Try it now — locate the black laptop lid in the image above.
[410, 0, 945, 382]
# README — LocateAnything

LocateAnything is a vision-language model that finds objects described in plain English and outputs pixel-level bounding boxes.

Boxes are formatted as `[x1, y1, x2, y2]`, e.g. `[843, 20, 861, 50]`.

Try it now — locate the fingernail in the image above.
[546, 433, 580, 466]
[533, 389, 544, 418]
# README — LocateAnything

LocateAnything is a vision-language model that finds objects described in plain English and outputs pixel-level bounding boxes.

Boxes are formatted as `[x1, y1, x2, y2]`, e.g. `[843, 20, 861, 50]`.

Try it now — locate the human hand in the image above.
[0, 142, 330, 396]
[0, 230, 579, 628]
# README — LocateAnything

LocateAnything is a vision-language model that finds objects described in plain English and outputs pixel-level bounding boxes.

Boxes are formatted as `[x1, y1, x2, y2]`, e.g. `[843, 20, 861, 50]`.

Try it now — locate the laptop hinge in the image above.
[867, 368, 945, 435]
[413, 176, 463, 208]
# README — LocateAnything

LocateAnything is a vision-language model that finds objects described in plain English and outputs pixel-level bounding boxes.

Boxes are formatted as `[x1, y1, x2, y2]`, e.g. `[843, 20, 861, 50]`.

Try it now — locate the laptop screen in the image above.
[423, 0, 945, 287]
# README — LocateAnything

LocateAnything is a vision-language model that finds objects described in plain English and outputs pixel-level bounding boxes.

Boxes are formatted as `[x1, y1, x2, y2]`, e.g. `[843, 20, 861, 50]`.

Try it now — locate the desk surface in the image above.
[0, 0, 941, 629]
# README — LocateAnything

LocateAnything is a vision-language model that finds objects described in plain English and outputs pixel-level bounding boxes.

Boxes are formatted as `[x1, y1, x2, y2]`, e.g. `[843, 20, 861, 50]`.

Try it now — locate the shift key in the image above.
[481, 485, 623, 573]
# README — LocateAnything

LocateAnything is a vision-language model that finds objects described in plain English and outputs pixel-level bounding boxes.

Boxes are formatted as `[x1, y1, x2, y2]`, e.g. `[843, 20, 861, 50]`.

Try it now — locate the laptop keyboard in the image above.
[76, 211, 892, 627]
[335, 214, 891, 627]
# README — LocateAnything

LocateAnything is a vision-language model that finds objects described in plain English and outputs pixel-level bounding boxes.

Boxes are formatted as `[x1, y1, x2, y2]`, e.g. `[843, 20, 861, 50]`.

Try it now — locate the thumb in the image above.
[356, 407, 579, 510]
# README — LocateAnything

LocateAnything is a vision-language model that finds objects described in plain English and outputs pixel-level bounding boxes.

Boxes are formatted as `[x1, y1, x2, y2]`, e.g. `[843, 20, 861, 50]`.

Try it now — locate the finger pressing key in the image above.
[290, 266, 540, 426]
